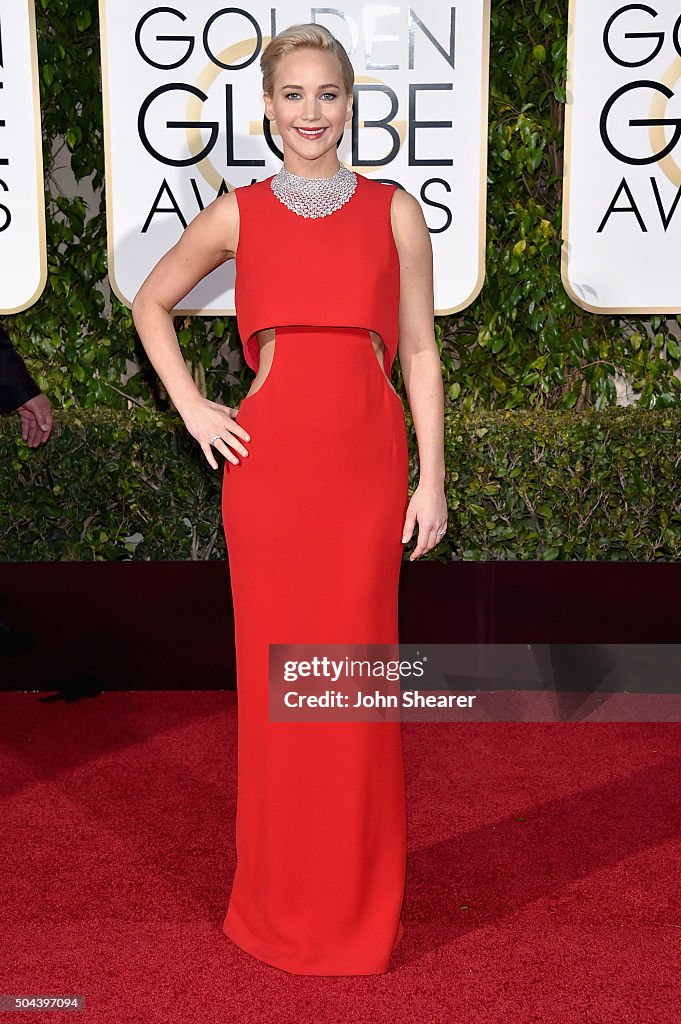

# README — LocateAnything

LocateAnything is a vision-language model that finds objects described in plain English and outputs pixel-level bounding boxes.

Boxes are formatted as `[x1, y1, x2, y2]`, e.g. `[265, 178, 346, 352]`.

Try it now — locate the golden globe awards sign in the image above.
[99, 2, 490, 315]
[0, 0, 47, 313]
[563, 1, 681, 313]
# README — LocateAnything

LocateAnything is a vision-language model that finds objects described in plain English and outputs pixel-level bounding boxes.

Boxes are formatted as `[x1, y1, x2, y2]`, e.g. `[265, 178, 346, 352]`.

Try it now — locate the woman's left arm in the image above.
[391, 186, 448, 560]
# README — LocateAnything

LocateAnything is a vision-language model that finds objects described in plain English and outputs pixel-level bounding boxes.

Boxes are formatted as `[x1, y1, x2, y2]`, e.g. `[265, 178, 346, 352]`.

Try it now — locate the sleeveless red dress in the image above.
[221, 171, 409, 975]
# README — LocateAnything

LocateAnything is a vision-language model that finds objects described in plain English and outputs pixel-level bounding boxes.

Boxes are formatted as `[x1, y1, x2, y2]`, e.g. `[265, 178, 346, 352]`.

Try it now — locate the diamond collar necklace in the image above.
[270, 162, 358, 219]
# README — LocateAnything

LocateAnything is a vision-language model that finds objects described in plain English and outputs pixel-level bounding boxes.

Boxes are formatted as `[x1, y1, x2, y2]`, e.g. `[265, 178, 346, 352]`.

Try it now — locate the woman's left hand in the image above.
[401, 482, 448, 560]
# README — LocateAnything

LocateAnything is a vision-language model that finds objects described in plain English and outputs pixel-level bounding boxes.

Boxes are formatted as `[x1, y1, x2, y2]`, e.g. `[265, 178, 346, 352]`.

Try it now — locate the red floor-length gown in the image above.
[221, 170, 409, 975]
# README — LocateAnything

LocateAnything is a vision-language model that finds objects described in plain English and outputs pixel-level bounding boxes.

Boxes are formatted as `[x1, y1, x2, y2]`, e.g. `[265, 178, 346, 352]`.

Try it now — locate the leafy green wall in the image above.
[3, 406, 679, 561]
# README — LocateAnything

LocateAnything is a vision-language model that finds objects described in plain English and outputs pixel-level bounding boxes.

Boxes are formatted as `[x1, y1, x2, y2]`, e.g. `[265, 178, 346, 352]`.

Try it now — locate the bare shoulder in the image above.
[199, 189, 240, 258]
[389, 186, 431, 258]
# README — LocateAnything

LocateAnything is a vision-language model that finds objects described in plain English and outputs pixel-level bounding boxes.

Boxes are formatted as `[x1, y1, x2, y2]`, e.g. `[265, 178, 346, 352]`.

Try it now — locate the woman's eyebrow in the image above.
[279, 83, 340, 90]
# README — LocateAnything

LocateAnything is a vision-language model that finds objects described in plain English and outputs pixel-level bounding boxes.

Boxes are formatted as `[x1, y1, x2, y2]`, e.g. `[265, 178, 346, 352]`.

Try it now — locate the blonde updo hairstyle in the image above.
[261, 23, 355, 99]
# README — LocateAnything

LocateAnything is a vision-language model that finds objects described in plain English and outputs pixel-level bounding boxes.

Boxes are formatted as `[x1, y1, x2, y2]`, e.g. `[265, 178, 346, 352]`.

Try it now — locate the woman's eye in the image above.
[284, 92, 338, 101]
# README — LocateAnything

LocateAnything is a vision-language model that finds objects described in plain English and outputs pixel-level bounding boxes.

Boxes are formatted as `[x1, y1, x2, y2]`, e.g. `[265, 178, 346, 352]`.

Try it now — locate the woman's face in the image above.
[264, 47, 353, 171]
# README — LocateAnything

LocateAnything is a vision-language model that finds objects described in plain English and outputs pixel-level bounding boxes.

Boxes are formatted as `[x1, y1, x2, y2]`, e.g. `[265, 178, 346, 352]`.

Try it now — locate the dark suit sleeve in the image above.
[0, 322, 42, 413]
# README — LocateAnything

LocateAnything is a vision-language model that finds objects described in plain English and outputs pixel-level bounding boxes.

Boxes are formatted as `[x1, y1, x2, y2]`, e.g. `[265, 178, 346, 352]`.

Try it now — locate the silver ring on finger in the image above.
[209, 434, 222, 446]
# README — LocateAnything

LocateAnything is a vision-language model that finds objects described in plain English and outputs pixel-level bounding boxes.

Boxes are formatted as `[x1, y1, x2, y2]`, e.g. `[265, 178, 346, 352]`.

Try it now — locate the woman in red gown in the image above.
[132, 24, 447, 976]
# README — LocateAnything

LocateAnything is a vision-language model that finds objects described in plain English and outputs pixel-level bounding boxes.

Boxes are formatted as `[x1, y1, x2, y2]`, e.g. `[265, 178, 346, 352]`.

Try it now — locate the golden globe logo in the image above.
[0, 0, 46, 313]
[100, 2, 489, 314]
[562, 1, 681, 313]
[597, 5, 681, 232]
[131, 6, 455, 227]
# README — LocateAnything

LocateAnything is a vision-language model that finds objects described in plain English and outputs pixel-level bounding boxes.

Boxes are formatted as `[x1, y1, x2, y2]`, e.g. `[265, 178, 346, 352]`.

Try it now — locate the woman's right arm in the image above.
[131, 190, 250, 469]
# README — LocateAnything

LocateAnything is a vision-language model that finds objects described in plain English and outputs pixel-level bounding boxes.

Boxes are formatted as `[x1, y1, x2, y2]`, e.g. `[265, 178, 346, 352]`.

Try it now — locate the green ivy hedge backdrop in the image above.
[1, 0, 680, 560]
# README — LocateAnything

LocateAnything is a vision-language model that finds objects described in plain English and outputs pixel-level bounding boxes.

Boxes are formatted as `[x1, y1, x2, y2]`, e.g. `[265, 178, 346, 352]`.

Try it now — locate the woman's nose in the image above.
[302, 98, 321, 120]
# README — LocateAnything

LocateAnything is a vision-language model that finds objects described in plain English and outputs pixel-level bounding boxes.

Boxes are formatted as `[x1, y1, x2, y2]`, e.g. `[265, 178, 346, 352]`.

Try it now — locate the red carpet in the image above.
[1, 691, 679, 1022]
